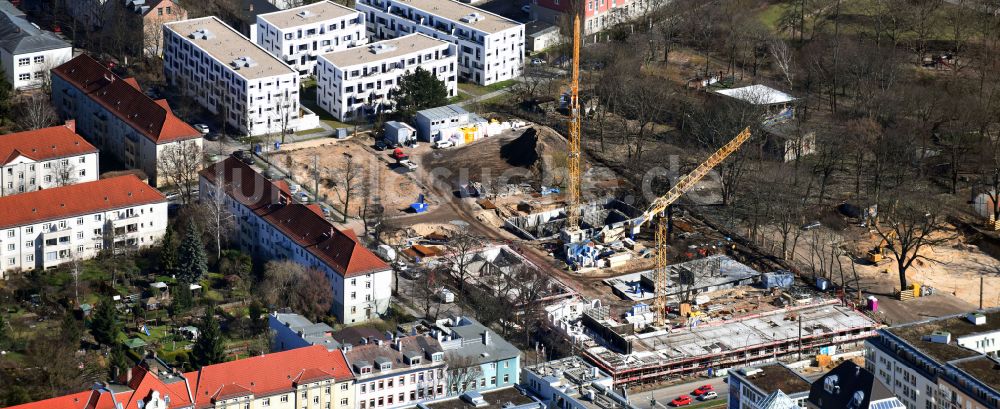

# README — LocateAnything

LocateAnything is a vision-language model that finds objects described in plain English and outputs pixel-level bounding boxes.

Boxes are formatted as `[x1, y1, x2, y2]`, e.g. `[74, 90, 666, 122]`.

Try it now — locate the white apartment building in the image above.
[316, 33, 456, 121]
[255, 1, 368, 77]
[342, 335, 448, 409]
[199, 157, 393, 324]
[0, 175, 167, 277]
[0, 7, 73, 90]
[51, 55, 203, 187]
[0, 121, 99, 197]
[355, 0, 524, 85]
[865, 310, 1000, 409]
[164, 16, 319, 136]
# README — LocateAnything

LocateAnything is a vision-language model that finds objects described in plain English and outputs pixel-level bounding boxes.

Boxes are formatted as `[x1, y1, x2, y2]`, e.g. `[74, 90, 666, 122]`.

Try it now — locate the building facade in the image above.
[342, 334, 449, 409]
[164, 16, 318, 136]
[51, 54, 203, 187]
[414, 104, 486, 143]
[0, 7, 72, 90]
[0, 121, 99, 196]
[315, 33, 456, 121]
[255, 1, 368, 77]
[0, 175, 167, 276]
[865, 309, 1000, 409]
[354, 0, 524, 85]
[120, 0, 188, 56]
[7, 345, 355, 409]
[430, 316, 521, 396]
[199, 158, 393, 324]
[530, 0, 658, 35]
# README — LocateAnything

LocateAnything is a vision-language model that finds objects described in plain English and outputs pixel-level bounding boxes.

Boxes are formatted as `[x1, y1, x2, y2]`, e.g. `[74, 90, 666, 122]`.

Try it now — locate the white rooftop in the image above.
[393, 0, 522, 34]
[715, 84, 796, 105]
[320, 33, 450, 68]
[165, 16, 295, 80]
[258, 1, 359, 29]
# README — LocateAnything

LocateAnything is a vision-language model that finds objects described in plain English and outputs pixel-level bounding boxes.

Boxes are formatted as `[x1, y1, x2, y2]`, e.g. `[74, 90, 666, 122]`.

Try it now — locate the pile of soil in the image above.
[500, 128, 540, 167]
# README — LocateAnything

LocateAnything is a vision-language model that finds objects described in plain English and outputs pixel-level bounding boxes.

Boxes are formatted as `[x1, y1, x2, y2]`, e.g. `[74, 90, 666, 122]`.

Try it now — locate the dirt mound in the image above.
[500, 128, 540, 167]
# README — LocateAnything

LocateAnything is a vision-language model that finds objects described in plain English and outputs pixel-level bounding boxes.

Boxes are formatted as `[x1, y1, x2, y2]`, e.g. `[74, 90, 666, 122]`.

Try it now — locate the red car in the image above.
[670, 395, 693, 407]
[392, 148, 409, 161]
[693, 384, 714, 396]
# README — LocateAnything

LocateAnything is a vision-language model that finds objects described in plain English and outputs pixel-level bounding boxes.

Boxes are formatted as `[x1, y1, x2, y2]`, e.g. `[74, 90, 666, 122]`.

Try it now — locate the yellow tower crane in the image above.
[566, 14, 583, 230]
[630, 127, 753, 326]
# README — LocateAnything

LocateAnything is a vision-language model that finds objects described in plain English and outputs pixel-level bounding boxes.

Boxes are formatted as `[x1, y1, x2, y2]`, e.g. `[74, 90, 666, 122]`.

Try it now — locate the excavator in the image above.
[866, 230, 895, 265]
[631, 127, 753, 326]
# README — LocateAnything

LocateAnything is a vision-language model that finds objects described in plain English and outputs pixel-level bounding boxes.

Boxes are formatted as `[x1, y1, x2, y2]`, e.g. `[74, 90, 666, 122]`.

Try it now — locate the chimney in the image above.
[248, 3, 254, 12]
[482, 331, 490, 345]
[125, 367, 133, 384]
[64, 119, 76, 132]
[394, 338, 402, 351]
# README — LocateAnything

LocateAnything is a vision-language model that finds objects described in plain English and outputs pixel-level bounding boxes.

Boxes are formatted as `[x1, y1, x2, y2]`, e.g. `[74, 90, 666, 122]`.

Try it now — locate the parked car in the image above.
[193, 123, 210, 134]
[288, 183, 300, 194]
[693, 385, 714, 396]
[433, 139, 454, 149]
[670, 396, 692, 407]
[531, 58, 546, 66]
[698, 391, 718, 401]
[521, 4, 531, 13]
[204, 132, 219, 141]
[392, 148, 409, 161]
[400, 160, 418, 171]
[231, 150, 255, 165]
[374, 140, 387, 151]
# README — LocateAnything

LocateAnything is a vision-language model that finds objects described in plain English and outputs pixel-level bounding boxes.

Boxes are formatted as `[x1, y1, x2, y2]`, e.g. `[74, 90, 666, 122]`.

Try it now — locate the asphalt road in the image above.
[631, 376, 729, 409]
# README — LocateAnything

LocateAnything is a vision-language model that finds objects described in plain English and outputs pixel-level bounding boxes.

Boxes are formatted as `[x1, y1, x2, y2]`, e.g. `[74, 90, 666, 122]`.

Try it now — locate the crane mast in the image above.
[643, 127, 753, 326]
[567, 14, 582, 230]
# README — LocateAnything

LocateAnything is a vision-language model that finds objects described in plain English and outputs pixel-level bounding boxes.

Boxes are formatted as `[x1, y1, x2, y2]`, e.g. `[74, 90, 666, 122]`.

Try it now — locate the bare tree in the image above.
[52, 159, 77, 187]
[201, 182, 236, 262]
[446, 356, 485, 395]
[442, 231, 484, 294]
[16, 95, 58, 131]
[328, 153, 361, 223]
[873, 194, 955, 291]
[158, 141, 203, 204]
[769, 38, 795, 89]
[259, 260, 334, 321]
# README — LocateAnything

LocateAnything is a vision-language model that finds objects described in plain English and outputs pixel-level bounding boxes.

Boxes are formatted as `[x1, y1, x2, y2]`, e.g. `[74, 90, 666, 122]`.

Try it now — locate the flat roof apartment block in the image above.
[164, 16, 315, 136]
[355, 0, 524, 85]
[316, 33, 456, 121]
[255, 1, 368, 76]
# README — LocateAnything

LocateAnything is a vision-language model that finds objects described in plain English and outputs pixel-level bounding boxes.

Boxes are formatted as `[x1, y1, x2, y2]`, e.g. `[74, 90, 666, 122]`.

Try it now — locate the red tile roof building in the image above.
[6, 345, 356, 409]
[199, 158, 391, 324]
[0, 175, 167, 276]
[50, 54, 203, 187]
[0, 120, 100, 196]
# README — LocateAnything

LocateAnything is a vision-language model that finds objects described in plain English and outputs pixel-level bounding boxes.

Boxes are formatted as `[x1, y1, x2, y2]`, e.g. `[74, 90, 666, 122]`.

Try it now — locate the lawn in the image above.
[300, 83, 354, 129]
[448, 92, 470, 104]
[458, 79, 517, 97]
[757, 2, 788, 32]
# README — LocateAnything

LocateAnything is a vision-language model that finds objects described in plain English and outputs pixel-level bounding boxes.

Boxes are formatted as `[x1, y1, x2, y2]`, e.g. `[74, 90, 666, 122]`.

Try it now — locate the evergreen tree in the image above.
[176, 220, 207, 283]
[159, 228, 178, 276]
[192, 309, 226, 367]
[1, 385, 32, 407]
[108, 345, 130, 379]
[248, 301, 265, 335]
[0, 313, 9, 349]
[61, 314, 83, 349]
[90, 300, 122, 347]
[389, 67, 449, 120]
[171, 281, 194, 316]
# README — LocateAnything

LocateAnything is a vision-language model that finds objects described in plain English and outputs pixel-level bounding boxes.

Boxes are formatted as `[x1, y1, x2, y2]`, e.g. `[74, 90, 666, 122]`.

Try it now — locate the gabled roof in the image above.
[0, 123, 97, 165]
[0, 175, 166, 228]
[199, 158, 390, 278]
[51, 54, 201, 145]
[187, 345, 353, 408]
[0, 9, 70, 54]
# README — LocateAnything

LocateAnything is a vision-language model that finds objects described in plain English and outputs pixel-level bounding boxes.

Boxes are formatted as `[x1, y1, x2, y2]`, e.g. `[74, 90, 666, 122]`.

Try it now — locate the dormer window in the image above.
[432, 353, 443, 362]
[380, 362, 392, 370]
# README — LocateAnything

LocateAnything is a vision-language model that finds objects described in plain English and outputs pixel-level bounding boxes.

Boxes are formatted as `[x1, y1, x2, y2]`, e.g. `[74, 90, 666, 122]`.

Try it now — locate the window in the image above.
[18, 73, 29, 81]
[26, 254, 33, 262]
[76, 232, 83, 239]
[281, 395, 289, 403]
[33, 72, 44, 79]
[325, 387, 331, 394]
[340, 383, 348, 391]
[79, 169, 86, 177]
[7, 257, 14, 265]
[339, 398, 348, 407]
[77, 217, 84, 225]
[166, 6, 171, 13]
[6, 230, 13, 238]
[7, 244, 14, 251]
[262, 398, 271, 407]
[18, 58, 29, 66]
[24, 241, 32, 247]
[77, 245, 84, 253]
[25, 227, 32, 234]
[503, 374, 509, 383]
[79, 157, 86, 163]
[157, 7, 163, 15]
[313, 396, 319, 404]
[33, 56, 44, 64]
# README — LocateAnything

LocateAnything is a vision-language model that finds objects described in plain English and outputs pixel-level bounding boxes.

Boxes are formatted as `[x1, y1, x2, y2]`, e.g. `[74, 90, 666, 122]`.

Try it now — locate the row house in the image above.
[199, 157, 392, 324]
[164, 16, 319, 137]
[316, 33, 456, 121]
[7, 345, 355, 409]
[354, 0, 523, 85]
[254, 1, 368, 77]
[50, 54, 203, 187]
[0, 5, 72, 90]
[0, 175, 167, 277]
[0, 121, 99, 196]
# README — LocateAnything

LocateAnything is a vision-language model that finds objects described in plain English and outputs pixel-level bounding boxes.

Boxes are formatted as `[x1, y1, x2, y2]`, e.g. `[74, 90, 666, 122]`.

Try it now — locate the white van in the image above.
[433, 140, 454, 149]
